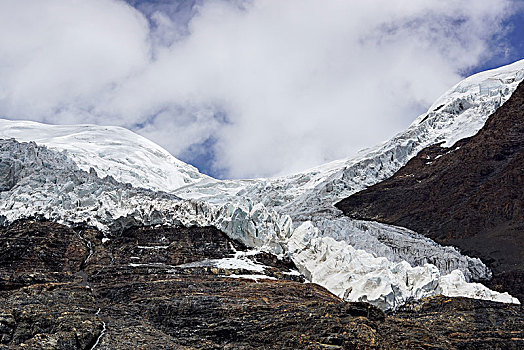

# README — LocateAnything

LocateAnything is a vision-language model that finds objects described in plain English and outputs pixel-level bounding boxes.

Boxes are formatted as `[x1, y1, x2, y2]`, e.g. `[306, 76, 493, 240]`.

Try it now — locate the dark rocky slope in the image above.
[1, 219, 523, 349]
[336, 81, 524, 302]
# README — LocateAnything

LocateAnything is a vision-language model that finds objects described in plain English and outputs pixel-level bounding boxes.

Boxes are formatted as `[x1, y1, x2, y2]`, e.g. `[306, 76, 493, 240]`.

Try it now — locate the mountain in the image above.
[0, 120, 207, 192]
[2, 219, 523, 349]
[3, 137, 510, 312]
[1, 60, 524, 343]
[337, 71, 524, 303]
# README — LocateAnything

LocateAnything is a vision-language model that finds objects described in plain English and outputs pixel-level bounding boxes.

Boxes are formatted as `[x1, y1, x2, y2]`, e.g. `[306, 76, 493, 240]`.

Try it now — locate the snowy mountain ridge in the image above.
[244, 59, 524, 217]
[0, 120, 207, 192]
[1, 59, 524, 310]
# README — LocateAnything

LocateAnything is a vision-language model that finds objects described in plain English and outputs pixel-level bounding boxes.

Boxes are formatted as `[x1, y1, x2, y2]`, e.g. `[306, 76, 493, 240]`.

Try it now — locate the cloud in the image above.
[0, 0, 519, 178]
[0, 0, 150, 123]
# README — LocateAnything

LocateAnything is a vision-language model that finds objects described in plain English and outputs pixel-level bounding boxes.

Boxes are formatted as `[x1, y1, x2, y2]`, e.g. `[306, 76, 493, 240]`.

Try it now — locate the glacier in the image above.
[1, 59, 524, 310]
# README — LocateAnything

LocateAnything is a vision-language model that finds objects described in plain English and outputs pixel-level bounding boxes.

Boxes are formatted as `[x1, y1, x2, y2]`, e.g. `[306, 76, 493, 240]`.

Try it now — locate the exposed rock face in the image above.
[336, 81, 524, 303]
[393, 295, 524, 349]
[1, 220, 523, 349]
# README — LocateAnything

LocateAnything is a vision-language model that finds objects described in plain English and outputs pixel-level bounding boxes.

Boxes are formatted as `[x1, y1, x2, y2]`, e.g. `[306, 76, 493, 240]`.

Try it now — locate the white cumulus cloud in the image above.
[0, 0, 519, 178]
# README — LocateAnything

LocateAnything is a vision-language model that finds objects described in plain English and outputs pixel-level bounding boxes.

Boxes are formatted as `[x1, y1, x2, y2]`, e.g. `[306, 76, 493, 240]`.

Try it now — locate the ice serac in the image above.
[1, 60, 524, 310]
[0, 119, 207, 192]
[287, 222, 518, 310]
[0, 139, 290, 253]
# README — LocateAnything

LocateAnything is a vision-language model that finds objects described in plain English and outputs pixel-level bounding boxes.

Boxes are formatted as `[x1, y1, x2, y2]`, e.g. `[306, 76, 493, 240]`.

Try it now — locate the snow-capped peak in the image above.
[0, 119, 208, 192]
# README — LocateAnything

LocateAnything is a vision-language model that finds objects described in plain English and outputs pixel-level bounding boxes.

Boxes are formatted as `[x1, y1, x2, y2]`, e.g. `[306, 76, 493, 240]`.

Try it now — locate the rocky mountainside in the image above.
[1, 220, 523, 349]
[336, 80, 524, 303]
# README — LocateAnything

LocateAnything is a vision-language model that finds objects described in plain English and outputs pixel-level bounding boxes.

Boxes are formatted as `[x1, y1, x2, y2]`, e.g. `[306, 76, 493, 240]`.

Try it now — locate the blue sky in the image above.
[0, 0, 523, 179]
[469, 6, 524, 75]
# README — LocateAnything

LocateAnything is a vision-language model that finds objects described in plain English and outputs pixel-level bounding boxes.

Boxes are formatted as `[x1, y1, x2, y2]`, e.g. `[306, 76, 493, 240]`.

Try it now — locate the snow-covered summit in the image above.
[0, 119, 208, 192]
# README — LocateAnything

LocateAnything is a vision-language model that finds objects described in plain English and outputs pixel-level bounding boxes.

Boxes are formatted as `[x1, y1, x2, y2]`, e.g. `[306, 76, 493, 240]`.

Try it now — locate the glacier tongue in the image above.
[1, 60, 524, 310]
[287, 222, 518, 310]
[310, 217, 491, 282]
